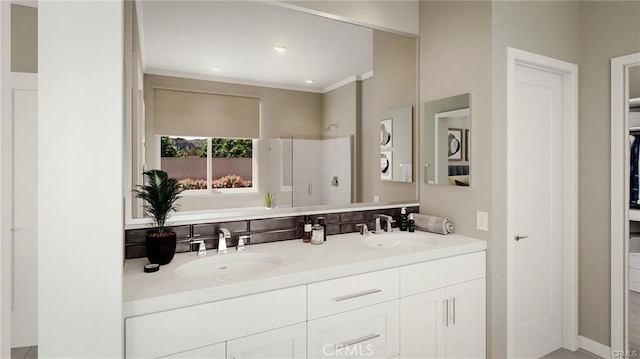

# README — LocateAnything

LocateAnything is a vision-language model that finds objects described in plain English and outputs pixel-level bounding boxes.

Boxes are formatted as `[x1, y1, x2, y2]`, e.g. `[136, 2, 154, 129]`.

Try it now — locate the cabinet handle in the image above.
[333, 289, 382, 302]
[443, 298, 448, 327]
[452, 297, 456, 325]
[335, 333, 380, 349]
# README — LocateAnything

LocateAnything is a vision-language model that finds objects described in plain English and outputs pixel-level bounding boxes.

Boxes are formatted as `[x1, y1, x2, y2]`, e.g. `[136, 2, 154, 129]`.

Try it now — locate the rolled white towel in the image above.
[412, 213, 454, 235]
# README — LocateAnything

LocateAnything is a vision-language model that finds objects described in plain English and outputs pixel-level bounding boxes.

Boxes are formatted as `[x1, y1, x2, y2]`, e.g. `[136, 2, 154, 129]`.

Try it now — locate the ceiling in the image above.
[139, 1, 373, 92]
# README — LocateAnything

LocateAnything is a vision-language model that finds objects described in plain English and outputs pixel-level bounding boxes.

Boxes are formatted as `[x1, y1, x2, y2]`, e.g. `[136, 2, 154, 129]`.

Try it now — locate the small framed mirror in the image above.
[423, 93, 471, 186]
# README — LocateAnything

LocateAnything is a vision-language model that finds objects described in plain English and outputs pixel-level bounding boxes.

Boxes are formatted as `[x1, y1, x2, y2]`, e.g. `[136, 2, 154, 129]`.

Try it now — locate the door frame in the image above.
[610, 51, 640, 353]
[506, 47, 579, 356]
[0, 1, 11, 358]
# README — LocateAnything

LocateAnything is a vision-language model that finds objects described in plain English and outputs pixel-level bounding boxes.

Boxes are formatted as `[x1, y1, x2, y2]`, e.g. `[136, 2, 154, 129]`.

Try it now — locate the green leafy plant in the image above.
[134, 170, 184, 233]
[264, 192, 274, 208]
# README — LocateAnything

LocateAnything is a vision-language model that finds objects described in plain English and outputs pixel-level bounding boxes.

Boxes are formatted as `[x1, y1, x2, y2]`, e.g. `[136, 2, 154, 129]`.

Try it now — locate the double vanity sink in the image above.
[123, 230, 487, 359]
[172, 232, 437, 283]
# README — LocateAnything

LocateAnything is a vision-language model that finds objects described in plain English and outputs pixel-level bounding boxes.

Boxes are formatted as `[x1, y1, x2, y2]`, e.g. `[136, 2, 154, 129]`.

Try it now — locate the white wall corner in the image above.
[578, 336, 611, 359]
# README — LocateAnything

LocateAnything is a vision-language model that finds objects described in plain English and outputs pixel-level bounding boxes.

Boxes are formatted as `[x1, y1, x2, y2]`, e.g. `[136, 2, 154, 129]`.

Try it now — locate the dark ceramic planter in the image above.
[145, 231, 176, 265]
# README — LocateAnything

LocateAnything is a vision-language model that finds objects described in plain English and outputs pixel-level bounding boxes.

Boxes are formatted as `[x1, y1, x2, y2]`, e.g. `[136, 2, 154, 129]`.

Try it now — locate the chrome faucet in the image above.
[218, 228, 231, 254]
[374, 214, 395, 232]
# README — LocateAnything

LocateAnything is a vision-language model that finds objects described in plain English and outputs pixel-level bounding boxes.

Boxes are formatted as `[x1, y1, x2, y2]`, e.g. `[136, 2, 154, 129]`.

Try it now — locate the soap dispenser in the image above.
[400, 207, 409, 231]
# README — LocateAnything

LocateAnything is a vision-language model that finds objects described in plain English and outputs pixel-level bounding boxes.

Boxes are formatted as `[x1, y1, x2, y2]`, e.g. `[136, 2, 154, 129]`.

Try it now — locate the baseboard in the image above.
[579, 336, 610, 358]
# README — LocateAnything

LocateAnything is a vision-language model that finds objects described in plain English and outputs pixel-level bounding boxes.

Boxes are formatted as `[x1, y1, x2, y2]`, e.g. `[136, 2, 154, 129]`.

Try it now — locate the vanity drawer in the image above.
[307, 300, 400, 359]
[401, 251, 485, 297]
[307, 268, 399, 320]
[125, 285, 306, 359]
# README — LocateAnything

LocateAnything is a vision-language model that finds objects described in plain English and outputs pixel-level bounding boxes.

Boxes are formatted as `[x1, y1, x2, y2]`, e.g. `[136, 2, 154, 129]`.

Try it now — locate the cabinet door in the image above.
[162, 342, 225, 359]
[308, 300, 399, 359]
[400, 288, 445, 359]
[226, 323, 306, 359]
[444, 278, 486, 359]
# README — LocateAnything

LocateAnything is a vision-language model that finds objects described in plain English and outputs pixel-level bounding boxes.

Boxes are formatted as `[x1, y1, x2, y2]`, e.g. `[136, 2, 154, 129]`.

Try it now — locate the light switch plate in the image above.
[476, 211, 488, 231]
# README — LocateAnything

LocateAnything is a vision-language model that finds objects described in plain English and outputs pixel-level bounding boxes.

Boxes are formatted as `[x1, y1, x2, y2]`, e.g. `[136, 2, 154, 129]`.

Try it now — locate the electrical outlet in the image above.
[373, 195, 380, 202]
[476, 211, 488, 231]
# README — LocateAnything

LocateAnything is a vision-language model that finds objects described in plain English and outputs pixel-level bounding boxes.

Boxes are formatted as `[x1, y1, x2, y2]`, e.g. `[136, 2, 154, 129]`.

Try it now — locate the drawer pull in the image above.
[333, 289, 382, 302]
[335, 333, 381, 349]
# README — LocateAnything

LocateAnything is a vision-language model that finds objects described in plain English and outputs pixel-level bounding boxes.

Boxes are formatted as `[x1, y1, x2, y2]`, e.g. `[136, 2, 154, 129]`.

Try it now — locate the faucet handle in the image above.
[237, 235, 249, 251]
[189, 238, 207, 256]
[356, 223, 369, 235]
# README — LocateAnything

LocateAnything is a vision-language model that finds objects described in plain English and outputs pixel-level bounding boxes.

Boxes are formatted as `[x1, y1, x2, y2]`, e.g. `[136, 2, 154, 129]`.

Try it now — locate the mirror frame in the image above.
[124, 0, 420, 229]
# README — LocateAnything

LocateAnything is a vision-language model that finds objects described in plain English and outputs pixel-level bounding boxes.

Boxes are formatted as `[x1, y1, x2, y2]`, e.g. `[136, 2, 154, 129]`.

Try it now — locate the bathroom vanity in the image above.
[123, 231, 486, 358]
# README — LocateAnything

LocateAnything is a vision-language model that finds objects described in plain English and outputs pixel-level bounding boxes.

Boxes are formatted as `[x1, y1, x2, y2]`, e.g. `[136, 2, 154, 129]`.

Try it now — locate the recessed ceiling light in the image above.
[305, 80, 314, 84]
[211, 66, 221, 72]
[273, 46, 288, 53]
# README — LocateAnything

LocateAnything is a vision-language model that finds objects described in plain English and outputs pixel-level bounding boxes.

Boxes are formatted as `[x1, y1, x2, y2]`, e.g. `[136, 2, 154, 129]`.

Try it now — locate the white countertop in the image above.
[123, 231, 486, 318]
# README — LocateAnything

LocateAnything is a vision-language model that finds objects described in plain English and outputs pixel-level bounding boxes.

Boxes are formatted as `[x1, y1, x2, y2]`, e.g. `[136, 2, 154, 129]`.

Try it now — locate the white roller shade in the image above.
[154, 88, 260, 138]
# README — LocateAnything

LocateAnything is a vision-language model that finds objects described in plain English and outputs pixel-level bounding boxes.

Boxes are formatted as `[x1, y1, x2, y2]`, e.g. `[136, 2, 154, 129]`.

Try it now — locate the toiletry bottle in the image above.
[408, 213, 415, 232]
[311, 224, 324, 245]
[318, 216, 327, 242]
[302, 215, 312, 243]
[400, 207, 408, 231]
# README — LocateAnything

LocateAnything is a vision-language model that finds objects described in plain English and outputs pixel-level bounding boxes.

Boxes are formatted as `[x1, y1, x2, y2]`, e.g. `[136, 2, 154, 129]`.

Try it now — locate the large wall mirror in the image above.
[423, 93, 471, 186]
[125, 1, 418, 223]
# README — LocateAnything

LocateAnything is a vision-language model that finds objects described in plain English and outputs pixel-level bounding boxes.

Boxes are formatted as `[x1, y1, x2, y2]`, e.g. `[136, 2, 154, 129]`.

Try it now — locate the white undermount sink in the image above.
[361, 231, 438, 250]
[174, 252, 283, 282]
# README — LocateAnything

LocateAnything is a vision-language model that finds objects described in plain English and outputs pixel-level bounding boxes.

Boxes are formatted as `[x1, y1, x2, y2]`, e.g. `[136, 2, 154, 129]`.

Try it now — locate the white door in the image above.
[509, 63, 563, 358]
[226, 323, 306, 359]
[10, 74, 38, 347]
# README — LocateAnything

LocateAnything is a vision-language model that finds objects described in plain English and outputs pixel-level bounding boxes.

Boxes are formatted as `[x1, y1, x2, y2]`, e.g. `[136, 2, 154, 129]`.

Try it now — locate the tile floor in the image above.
[10, 345, 599, 359]
[543, 348, 602, 359]
[10, 346, 37, 359]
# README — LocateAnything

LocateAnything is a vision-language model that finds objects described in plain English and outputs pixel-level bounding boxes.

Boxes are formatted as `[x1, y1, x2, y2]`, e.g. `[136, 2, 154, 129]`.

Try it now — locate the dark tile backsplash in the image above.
[124, 206, 418, 259]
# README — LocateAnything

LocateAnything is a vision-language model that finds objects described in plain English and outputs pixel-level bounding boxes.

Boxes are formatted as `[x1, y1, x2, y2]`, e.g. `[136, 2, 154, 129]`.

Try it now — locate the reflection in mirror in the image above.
[423, 94, 471, 186]
[380, 106, 413, 182]
[126, 0, 418, 221]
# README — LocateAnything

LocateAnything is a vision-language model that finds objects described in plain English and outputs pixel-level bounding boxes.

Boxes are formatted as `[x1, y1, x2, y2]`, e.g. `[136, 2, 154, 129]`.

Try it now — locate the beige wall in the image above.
[370, 30, 418, 203]
[281, 0, 419, 36]
[579, 1, 640, 346]
[418, 0, 493, 354]
[143, 74, 323, 212]
[11, 4, 37, 73]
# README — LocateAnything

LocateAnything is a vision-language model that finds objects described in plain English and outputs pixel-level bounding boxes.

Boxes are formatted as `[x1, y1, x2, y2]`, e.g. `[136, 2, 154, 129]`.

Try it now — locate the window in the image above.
[160, 136, 254, 191]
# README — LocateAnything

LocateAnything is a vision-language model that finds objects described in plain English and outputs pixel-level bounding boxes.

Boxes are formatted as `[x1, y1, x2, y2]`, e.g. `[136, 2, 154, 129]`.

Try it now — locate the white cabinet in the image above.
[162, 342, 225, 359]
[308, 301, 399, 359]
[125, 286, 306, 358]
[401, 279, 485, 359]
[227, 323, 306, 359]
[401, 288, 445, 359]
[125, 250, 486, 359]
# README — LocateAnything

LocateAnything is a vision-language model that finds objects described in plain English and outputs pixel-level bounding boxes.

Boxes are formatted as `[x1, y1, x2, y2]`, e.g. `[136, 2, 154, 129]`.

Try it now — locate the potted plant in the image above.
[264, 192, 274, 209]
[134, 169, 184, 265]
